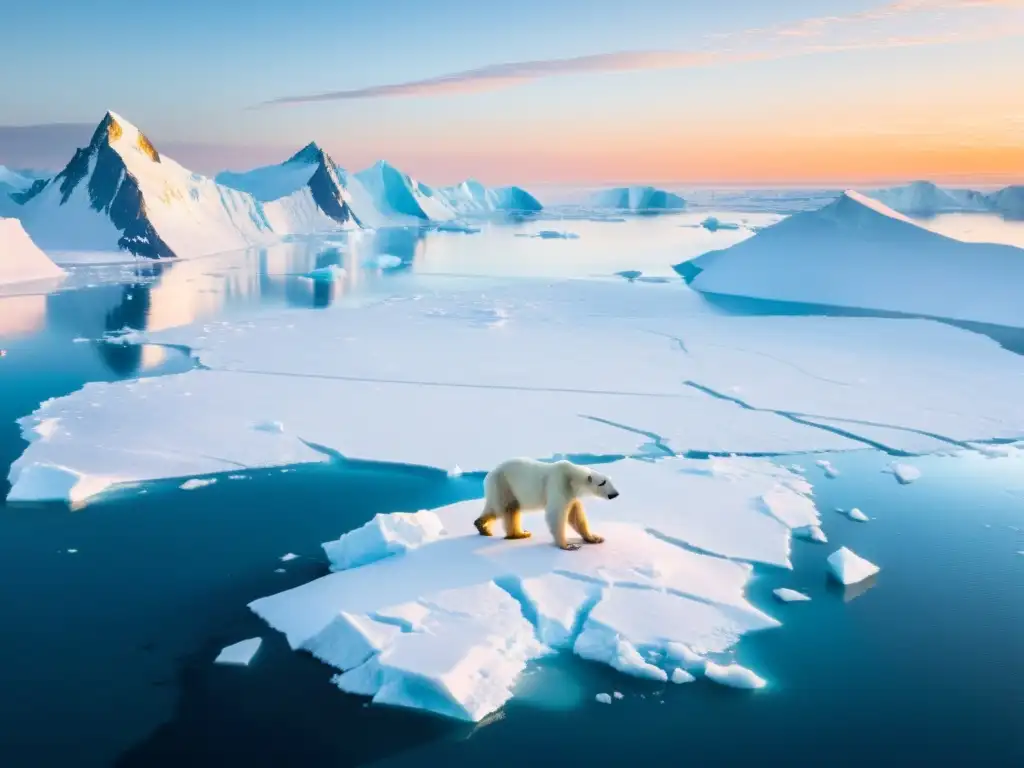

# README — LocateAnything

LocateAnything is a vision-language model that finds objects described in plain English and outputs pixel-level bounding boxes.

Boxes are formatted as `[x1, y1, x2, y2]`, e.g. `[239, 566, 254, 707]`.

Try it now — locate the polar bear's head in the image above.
[574, 466, 619, 500]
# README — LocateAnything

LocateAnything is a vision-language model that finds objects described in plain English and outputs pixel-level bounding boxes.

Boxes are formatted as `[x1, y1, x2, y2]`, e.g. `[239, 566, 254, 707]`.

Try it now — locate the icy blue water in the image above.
[1, 215, 1023, 767]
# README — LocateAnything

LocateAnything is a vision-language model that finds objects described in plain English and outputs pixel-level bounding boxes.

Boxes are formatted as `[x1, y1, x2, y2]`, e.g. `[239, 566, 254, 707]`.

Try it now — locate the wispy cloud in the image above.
[258, 0, 1023, 107]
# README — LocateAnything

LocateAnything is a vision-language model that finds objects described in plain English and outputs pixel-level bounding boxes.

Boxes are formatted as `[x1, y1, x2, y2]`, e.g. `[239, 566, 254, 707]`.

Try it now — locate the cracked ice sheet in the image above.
[10, 277, 1024, 501]
[250, 456, 785, 721]
[680, 316, 1024, 448]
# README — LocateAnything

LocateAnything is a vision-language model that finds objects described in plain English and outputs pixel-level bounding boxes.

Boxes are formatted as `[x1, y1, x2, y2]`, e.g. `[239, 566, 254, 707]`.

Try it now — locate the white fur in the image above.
[481, 458, 618, 548]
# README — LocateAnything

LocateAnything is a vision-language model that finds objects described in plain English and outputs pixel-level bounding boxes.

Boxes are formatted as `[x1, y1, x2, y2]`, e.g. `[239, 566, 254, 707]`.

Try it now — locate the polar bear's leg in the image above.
[546, 494, 579, 551]
[473, 507, 497, 536]
[568, 500, 604, 544]
[502, 500, 532, 540]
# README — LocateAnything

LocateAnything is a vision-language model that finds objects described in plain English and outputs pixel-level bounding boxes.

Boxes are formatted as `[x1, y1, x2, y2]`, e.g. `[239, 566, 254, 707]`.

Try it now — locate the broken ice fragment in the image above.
[826, 546, 880, 585]
[214, 637, 262, 666]
[704, 661, 766, 689]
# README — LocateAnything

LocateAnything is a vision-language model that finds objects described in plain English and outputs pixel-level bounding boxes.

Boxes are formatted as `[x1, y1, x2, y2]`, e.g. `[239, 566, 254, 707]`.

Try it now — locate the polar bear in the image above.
[473, 458, 619, 550]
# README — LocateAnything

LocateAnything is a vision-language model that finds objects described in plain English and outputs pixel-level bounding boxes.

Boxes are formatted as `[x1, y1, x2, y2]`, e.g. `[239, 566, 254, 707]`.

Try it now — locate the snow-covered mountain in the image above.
[216, 142, 359, 233]
[676, 190, 1024, 329]
[12, 111, 284, 261]
[591, 185, 686, 212]
[866, 180, 989, 215]
[438, 178, 543, 215]
[986, 185, 1024, 219]
[0, 217, 66, 286]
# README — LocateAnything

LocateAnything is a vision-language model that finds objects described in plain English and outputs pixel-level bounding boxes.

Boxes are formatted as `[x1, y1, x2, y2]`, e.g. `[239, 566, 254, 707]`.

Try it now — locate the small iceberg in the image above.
[595, 692, 613, 704]
[816, 459, 840, 478]
[704, 661, 766, 689]
[671, 667, 696, 684]
[826, 546, 880, 585]
[373, 254, 403, 270]
[888, 463, 921, 485]
[214, 637, 262, 666]
[772, 588, 811, 603]
[517, 230, 579, 240]
[180, 478, 215, 491]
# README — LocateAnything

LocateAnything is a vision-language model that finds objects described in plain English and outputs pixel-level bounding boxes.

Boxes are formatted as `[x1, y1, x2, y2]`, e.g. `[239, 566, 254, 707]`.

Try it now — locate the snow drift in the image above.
[0, 217, 66, 286]
[677, 190, 1024, 329]
[591, 186, 686, 212]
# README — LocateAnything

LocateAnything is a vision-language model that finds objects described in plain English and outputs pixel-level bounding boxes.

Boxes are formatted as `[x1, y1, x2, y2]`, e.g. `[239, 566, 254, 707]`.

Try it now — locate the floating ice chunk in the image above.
[275, 568, 286, 573]
[5, 462, 118, 505]
[671, 668, 696, 684]
[331, 583, 547, 722]
[253, 420, 285, 433]
[447, 465, 463, 478]
[374, 254, 403, 269]
[180, 478, 215, 491]
[595, 693, 612, 704]
[889, 463, 921, 484]
[794, 525, 828, 544]
[322, 510, 446, 571]
[826, 546, 880, 585]
[846, 507, 869, 522]
[214, 637, 262, 666]
[613, 691, 624, 699]
[665, 642, 704, 668]
[773, 588, 811, 602]
[704, 661, 766, 689]
[66, 548, 78, 554]
[816, 459, 840, 478]
[280, 553, 298, 562]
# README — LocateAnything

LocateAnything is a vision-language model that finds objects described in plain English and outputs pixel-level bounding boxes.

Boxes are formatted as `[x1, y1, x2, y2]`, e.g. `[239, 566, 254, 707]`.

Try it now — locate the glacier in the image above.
[591, 186, 687, 212]
[0, 217, 66, 286]
[249, 455, 790, 722]
[677, 191, 1024, 329]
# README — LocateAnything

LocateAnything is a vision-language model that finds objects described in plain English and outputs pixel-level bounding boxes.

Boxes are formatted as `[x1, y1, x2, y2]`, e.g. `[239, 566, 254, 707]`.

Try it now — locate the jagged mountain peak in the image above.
[286, 141, 330, 166]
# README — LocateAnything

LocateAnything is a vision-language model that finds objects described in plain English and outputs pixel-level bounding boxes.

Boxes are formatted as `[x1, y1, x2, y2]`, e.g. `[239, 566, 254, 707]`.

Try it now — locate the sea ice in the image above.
[180, 478, 215, 491]
[613, 691, 624, 699]
[826, 547, 880, 585]
[248, 458, 786, 722]
[9, 275, 1024, 504]
[889, 463, 922, 484]
[595, 693, 612, 704]
[816, 459, 840, 478]
[374, 254, 403, 269]
[214, 637, 262, 666]
[703, 661, 766, 690]
[772, 588, 811, 602]
[528, 230, 579, 240]
[322, 511, 446, 571]
[671, 668, 696, 684]
[280, 553, 298, 561]
[845, 507, 870, 522]
[699, 216, 742, 232]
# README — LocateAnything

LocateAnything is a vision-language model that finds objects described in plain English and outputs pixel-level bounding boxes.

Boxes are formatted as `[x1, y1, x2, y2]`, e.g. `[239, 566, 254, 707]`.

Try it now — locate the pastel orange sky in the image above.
[2, 0, 1023, 185]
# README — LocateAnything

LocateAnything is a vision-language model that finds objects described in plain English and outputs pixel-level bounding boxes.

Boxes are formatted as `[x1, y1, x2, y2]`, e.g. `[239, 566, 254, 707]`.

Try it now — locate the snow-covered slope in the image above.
[0, 217, 66, 286]
[438, 178, 543, 215]
[986, 185, 1024, 219]
[591, 186, 686, 212]
[13, 112, 281, 261]
[216, 143, 358, 234]
[354, 161, 457, 223]
[678, 190, 1024, 329]
[866, 181, 988, 215]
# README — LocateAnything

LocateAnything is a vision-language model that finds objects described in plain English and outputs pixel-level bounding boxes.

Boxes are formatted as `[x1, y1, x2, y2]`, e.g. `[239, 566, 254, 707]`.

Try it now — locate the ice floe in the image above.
[214, 637, 262, 666]
[703, 661, 767, 689]
[247, 455, 789, 722]
[772, 588, 811, 602]
[826, 547, 880, 585]
[595, 693, 613, 704]
[888, 463, 922, 484]
[671, 668, 696, 683]
[180, 478, 215, 491]
[10, 276, 1024, 505]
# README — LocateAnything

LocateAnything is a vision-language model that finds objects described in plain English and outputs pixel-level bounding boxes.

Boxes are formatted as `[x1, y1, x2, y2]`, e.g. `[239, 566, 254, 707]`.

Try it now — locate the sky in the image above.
[1, 0, 1022, 186]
